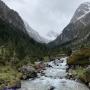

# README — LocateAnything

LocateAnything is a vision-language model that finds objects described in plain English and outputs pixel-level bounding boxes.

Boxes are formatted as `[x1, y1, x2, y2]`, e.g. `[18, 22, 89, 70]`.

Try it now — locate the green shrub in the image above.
[71, 67, 90, 83]
[68, 48, 90, 65]
[0, 66, 22, 89]
[84, 68, 90, 82]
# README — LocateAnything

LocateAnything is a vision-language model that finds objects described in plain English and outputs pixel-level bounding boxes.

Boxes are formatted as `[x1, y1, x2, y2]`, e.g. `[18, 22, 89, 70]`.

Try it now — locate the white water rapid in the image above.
[19, 57, 89, 90]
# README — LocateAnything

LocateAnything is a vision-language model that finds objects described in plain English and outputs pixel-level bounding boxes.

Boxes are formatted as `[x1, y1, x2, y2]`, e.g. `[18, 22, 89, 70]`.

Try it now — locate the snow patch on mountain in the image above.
[71, 2, 90, 23]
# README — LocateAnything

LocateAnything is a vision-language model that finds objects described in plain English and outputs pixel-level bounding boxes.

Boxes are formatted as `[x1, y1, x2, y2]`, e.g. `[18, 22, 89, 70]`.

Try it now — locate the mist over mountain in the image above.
[47, 30, 59, 40]
[24, 22, 49, 43]
[1, 0, 90, 48]
[4, 0, 90, 40]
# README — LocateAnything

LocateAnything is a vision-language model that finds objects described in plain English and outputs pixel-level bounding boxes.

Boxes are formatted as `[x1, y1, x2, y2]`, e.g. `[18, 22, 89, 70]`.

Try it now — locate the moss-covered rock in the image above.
[19, 65, 37, 80]
[68, 48, 90, 65]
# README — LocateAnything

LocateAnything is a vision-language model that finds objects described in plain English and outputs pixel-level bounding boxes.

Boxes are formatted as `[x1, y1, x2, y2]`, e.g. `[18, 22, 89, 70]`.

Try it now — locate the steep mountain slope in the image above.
[0, 0, 26, 33]
[2, 0, 49, 44]
[24, 22, 49, 43]
[71, 2, 90, 23]
[49, 2, 90, 48]
[0, 0, 46, 59]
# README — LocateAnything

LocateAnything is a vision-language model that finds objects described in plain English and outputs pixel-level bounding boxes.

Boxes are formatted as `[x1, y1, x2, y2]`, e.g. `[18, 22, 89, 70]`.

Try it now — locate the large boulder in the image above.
[19, 65, 37, 80]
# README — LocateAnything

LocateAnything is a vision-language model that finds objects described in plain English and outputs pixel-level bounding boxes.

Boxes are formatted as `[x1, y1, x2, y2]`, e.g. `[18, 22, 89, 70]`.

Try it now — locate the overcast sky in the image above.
[3, 0, 90, 40]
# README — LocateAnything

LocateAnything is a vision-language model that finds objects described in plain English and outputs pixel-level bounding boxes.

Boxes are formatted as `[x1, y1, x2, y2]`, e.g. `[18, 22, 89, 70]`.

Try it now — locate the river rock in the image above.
[35, 61, 45, 72]
[49, 86, 55, 90]
[19, 65, 37, 80]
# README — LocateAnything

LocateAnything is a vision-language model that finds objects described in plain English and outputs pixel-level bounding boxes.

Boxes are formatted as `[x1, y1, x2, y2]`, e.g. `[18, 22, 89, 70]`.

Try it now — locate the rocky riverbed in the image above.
[18, 57, 89, 90]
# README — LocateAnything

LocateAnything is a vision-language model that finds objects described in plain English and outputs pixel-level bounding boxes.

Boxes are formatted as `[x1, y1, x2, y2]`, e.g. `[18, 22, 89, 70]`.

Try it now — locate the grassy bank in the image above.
[67, 48, 90, 86]
[0, 66, 22, 89]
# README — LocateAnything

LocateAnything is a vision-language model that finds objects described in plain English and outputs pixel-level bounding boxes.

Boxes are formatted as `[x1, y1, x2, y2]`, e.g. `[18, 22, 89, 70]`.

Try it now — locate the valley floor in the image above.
[0, 48, 90, 90]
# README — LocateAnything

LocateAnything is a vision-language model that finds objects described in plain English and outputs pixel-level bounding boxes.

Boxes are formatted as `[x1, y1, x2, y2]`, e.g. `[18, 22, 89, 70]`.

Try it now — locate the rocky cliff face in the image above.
[49, 2, 90, 48]
[71, 2, 90, 23]
[0, 0, 26, 33]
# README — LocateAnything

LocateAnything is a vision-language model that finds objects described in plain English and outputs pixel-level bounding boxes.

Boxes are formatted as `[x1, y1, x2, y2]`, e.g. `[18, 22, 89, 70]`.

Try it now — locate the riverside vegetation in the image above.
[67, 48, 90, 87]
[0, 42, 90, 89]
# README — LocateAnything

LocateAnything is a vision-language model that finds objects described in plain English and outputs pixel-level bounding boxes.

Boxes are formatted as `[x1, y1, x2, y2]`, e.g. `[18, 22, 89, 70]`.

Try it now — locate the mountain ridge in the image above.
[48, 2, 90, 48]
[71, 2, 90, 23]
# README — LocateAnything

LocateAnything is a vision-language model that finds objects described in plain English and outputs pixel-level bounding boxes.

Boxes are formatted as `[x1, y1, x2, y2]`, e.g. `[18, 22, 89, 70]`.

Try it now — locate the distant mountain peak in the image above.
[49, 2, 90, 48]
[71, 2, 90, 23]
[83, 2, 90, 6]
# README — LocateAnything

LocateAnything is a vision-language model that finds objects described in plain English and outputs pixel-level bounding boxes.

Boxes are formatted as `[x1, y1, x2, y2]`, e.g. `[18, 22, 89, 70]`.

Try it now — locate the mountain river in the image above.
[19, 57, 89, 90]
